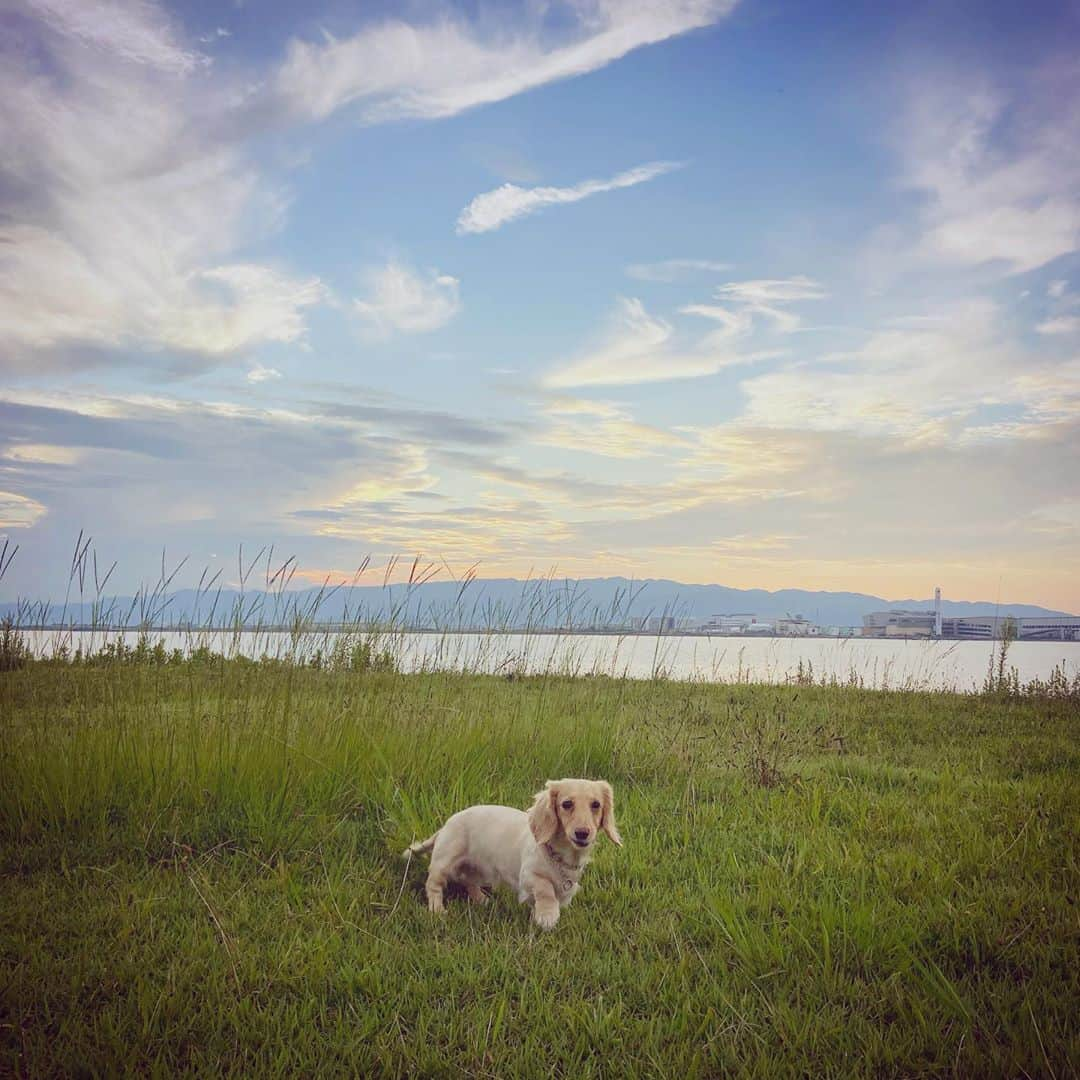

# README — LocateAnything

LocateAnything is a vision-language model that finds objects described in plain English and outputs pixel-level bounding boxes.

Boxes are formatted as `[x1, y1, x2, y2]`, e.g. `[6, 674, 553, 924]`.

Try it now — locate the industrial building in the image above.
[696, 613, 758, 633]
[939, 615, 1080, 641]
[862, 592, 1080, 641]
[614, 588, 1079, 640]
[861, 610, 937, 638]
[683, 613, 821, 636]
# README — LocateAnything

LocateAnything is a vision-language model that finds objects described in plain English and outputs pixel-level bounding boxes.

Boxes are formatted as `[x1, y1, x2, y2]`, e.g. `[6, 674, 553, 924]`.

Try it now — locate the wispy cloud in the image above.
[0, 490, 47, 529]
[247, 364, 283, 384]
[3, 443, 83, 466]
[0, 0, 738, 374]
[276, 2, 736, 123]
[0, 0, 320, 368]
[353, 260, 461, 337]
[625, 259, 732, 282]
[302, 492, 573, 562]
[0, 387, 515, 566]
[536, 396, 689, 459]
[681, 276, 827, 335]
[456, 161, 684, 235]
[544, 297, 774, 389]
[712, 277, 828, 304]
[575, 418, 1080, 604]
[1035, 279, 1079, 335]
[678, 303, 756, 335]
[897, 63, 1080, 274]
[1036, 316, 1080, 336]
[738, 298, 1080, 439]
[25, 0, 205, 74]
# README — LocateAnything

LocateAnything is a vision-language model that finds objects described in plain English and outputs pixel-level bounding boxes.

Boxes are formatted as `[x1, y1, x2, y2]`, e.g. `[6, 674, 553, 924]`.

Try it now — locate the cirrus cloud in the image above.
[456, 161, 684, 235]
[625, 258, 732, 282]
[0, 0, 321, 369]
[276, 1, 737, 123]
[895, 62, 1080, 275]
[0, 490, 48, 529]
[544, 297, 777, 389]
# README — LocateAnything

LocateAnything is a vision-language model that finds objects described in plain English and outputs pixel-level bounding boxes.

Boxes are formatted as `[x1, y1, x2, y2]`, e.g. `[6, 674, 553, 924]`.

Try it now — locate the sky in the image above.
[1, 0, 1079, 610]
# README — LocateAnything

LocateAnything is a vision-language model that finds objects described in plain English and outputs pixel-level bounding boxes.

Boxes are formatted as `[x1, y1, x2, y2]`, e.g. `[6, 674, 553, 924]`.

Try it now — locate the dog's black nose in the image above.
[574, 828, 591, 842]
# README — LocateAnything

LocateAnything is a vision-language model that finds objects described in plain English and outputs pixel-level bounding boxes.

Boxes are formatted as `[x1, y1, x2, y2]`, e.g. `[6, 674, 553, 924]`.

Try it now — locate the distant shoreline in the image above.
[14, 624, 1075, 643]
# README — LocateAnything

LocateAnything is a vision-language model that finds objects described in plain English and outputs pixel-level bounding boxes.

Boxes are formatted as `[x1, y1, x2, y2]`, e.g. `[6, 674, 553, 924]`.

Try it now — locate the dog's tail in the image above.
[402, 831, 439, 860]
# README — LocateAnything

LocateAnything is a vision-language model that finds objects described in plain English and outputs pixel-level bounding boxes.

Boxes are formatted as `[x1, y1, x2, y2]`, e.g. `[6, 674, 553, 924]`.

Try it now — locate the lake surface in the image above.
[25, 628, 1080, 692]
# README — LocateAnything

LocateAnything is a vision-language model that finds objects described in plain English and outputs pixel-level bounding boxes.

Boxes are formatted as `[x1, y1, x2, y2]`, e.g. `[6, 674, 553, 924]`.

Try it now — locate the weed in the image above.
[728, 699, 799, 788]
[0, 616, 30, 672]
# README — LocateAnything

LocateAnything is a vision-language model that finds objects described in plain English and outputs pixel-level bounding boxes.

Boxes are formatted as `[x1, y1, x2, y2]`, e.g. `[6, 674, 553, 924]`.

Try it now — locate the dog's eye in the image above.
[561, 800, 573, 810]
[590, 800, 601, 810]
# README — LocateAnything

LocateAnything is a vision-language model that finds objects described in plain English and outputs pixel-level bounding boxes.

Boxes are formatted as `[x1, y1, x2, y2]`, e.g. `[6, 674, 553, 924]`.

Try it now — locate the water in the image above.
[24, 627, 1080, 692]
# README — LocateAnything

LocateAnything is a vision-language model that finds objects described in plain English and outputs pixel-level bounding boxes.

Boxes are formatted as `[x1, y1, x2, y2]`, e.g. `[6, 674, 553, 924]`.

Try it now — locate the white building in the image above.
[862, 610, 936, 637]
[940, 615, 1080, 641]
[863, 610, 1080, 641]
[697, 613, 758, 634]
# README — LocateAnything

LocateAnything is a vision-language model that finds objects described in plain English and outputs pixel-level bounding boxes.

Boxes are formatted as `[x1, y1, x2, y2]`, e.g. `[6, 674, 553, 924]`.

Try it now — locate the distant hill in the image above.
[2, 576, 1073, 629]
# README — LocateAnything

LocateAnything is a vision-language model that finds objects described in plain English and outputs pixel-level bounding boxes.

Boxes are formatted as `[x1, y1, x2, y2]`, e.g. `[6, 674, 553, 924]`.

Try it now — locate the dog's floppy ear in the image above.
[528, 782, 559, 845]
[599, 781, 622, 847]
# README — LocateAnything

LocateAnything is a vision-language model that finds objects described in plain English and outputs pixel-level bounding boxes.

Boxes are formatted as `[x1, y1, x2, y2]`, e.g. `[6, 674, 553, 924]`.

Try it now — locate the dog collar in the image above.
[543, 842, 576, 868]
[543, 843, 584, 895]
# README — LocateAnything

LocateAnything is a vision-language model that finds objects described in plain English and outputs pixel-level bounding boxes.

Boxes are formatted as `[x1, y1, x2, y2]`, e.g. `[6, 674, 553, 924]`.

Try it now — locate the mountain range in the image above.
[2, 577, 1073, 629]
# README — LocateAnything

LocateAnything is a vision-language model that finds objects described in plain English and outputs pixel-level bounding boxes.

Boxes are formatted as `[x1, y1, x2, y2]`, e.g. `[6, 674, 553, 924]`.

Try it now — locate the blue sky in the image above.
[1, 0, 1078, 609]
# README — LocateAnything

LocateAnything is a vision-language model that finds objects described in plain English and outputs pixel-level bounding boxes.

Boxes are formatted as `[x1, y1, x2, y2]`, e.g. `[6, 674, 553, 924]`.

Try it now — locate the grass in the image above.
[1, 650, 1078, 1077]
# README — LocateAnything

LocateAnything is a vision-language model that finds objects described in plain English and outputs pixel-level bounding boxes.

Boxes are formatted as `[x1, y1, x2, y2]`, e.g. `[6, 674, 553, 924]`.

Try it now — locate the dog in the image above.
[402, 778, 621, 930]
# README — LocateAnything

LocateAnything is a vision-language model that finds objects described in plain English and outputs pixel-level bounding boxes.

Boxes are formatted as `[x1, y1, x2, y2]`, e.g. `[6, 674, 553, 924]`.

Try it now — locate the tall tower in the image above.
[934, 587, 942, 637]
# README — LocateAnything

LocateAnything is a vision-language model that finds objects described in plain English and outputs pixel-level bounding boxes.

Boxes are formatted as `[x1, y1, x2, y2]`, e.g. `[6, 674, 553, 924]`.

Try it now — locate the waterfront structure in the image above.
[693, 613, 758, 633]
[863, 610, 1080, 640]
[775, 615, 820, 636]
[939, 615, 1080, 641]
[861, 610, 936, 638]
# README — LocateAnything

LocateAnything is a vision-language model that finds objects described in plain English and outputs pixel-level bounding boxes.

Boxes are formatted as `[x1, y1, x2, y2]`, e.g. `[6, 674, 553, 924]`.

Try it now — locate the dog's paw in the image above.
[427, 896, 445, 914]
[533, 907, 560, 930]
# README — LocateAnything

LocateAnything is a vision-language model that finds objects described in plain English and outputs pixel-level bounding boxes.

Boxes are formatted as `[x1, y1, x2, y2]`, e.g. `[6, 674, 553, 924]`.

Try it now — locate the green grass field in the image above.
[2, 653, 1078, 1077]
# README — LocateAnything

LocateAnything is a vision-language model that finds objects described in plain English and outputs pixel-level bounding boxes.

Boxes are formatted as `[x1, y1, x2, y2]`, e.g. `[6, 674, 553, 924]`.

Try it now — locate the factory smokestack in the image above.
[934, 587, 942, 637]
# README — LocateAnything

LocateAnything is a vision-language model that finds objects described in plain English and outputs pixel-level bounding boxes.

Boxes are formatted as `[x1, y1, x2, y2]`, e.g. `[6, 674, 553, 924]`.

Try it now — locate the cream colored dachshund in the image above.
[403, 778, 621, 930]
